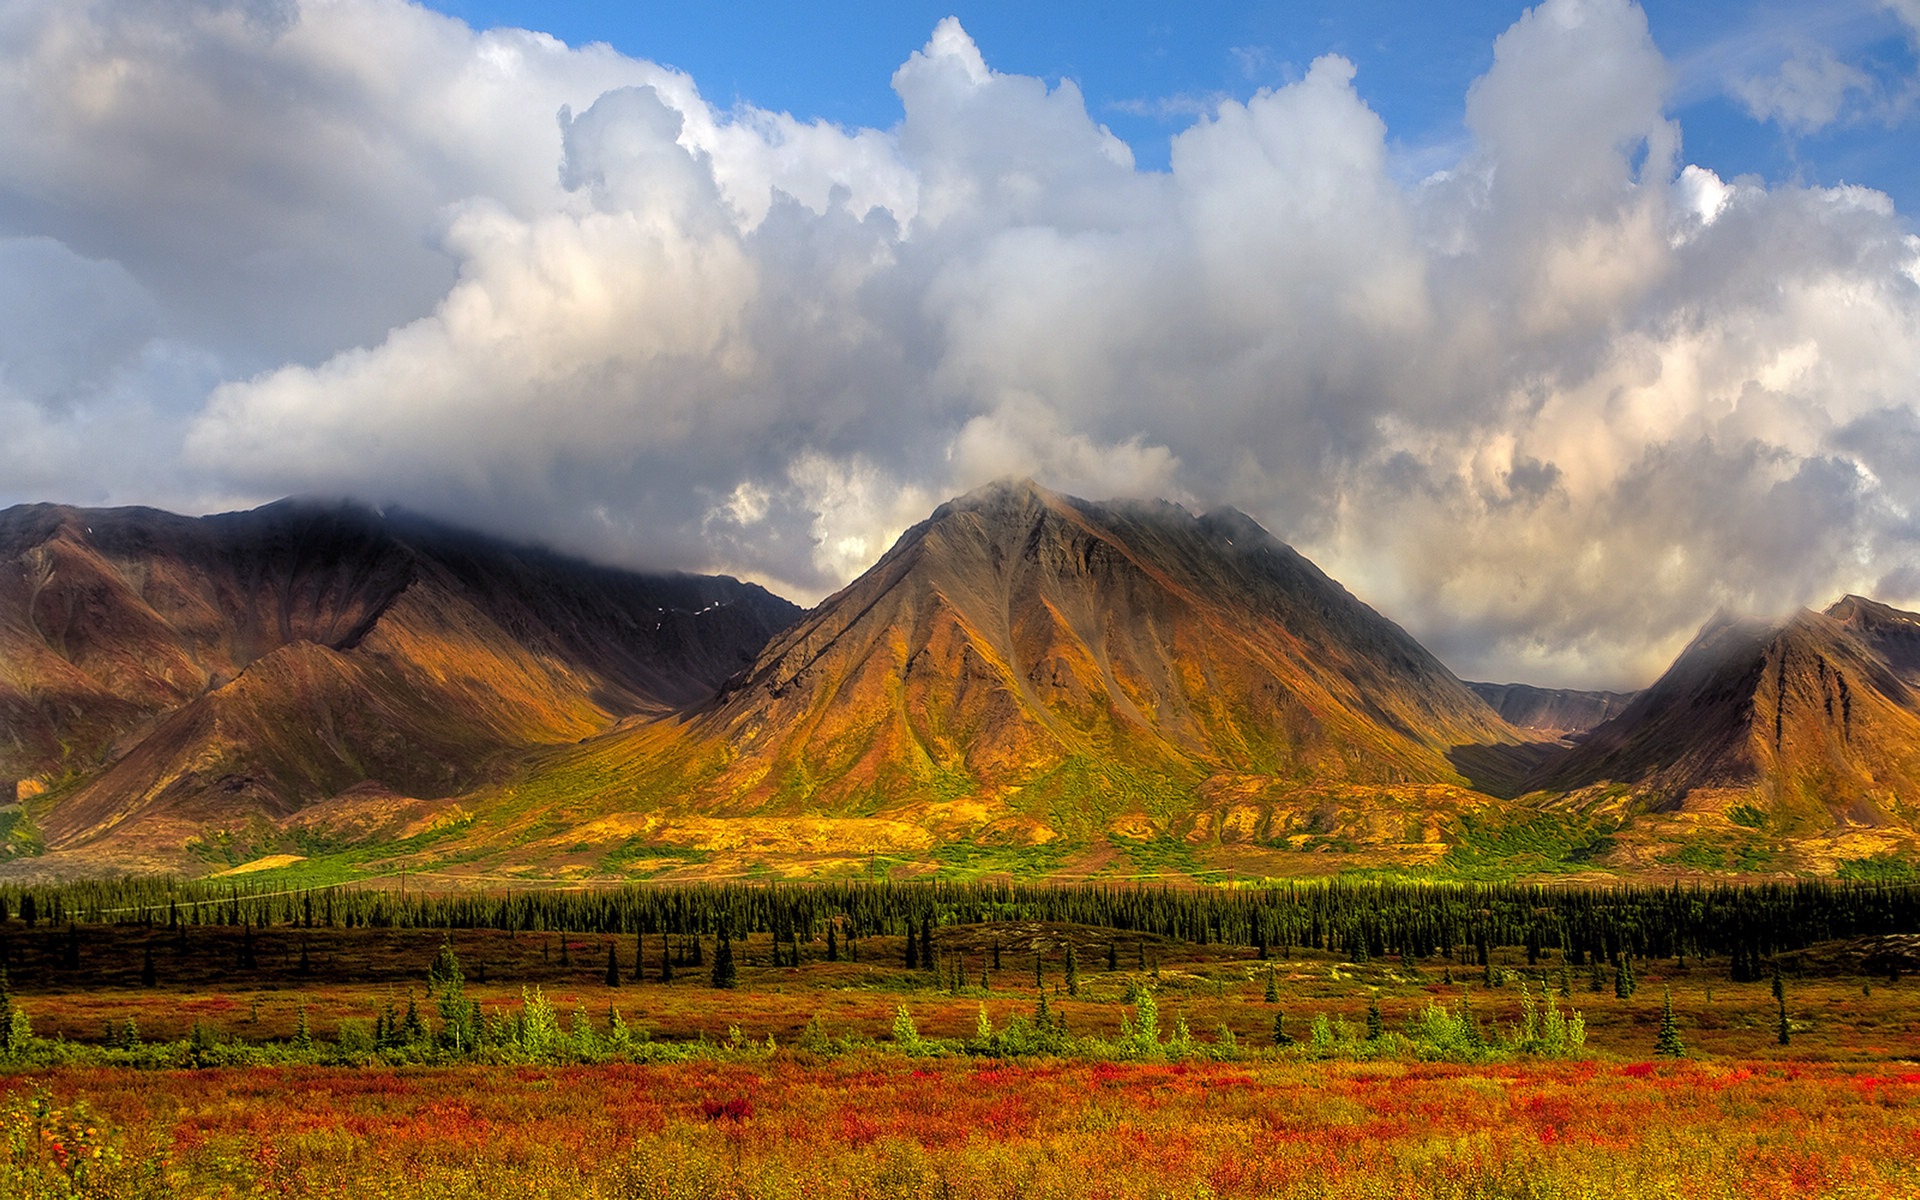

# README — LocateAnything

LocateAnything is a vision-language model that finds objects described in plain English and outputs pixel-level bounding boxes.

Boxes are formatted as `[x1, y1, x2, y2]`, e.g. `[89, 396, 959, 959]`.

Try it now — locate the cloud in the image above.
[1731, 44, 1874, 133]
[5, 0, 1920, 689]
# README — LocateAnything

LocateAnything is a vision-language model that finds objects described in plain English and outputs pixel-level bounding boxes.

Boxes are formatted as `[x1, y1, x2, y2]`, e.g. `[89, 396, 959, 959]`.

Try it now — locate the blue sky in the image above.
[427, 0, 1920, 212]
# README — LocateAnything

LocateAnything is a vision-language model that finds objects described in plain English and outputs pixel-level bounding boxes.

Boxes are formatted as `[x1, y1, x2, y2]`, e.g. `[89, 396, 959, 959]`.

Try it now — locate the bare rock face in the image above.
[0, 499, 797, 867]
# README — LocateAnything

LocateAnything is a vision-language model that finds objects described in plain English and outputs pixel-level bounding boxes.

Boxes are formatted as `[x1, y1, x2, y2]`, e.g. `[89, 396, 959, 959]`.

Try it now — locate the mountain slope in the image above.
[1533, 597, 1920, 863]
[497, 481, 1524, 866]
[0, 500, 798, 868]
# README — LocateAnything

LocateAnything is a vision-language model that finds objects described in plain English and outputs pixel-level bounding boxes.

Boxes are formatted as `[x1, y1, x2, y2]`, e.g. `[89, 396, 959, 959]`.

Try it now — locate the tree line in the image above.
[1, 876, 1915, 974]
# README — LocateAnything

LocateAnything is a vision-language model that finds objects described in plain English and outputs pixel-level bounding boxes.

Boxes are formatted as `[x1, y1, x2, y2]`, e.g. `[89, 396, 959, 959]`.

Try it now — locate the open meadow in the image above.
[0, 879, 1916, 1198]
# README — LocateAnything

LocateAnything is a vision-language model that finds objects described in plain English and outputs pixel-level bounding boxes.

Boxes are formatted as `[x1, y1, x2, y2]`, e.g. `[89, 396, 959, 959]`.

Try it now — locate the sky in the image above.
[2, 1, 1919, 690]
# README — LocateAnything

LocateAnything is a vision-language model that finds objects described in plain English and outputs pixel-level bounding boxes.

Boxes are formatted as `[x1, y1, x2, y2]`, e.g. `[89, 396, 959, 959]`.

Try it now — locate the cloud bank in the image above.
[3, 0, 1919, 689]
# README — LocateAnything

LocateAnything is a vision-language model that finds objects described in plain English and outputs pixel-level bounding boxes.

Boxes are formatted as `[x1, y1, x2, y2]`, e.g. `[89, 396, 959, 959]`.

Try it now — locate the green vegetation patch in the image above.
[0, 806, 44, 859]
[1441, 812, 1618, 877]
[929, 840, 1069, 880]
[1837, 853, 1919, 882]
[602, 838, 713, 872]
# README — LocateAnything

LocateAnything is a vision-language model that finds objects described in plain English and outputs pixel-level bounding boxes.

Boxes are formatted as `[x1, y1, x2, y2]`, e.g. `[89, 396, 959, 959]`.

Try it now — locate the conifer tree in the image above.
[1654, 987, 1685, 1058]
[141, 946, 157, 988]
[905, 921, 919, 970]
[294, 1003, 313, 1052]
[1065, 941, 1080, 997]
[827, 924, 838, 962]
[1108, 941, 1118, 972]
[0, 967, 16, 1053]
[1265, 965, 1279, 1004]
[920, 918, 934, 970]
[605, 942, 621, 988]
[298, 940, 311, 976]
[1614, 957, 1632, 999]
[240, 922, 257, 970]
[1272, 1011, 1294, 1046]
[711, 922, 737, 990]
[1366, 994, 1384, 1041]
[661, 939, 673, 984]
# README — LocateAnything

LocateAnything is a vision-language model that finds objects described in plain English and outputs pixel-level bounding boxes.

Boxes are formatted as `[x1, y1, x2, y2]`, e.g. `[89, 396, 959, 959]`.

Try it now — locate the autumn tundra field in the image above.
[1, 878, 1918, 1198]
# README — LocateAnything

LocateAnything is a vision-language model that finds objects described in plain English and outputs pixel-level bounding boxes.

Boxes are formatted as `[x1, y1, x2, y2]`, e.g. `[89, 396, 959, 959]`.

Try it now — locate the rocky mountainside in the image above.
[0, 500, 797, 869]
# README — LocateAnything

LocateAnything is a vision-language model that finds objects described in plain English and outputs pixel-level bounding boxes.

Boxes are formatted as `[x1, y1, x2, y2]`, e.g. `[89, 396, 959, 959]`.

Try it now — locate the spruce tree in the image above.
[1108, 941, 1118, 972]
[920, 918, 934, 971]
[827, 924, 838, 962]
[605, 942, 621, 988]
[1614, 957, 1631, 999]
[1654, 987, 1685, 1058]
[1065, 942, 1080, 997]
[141, 946, 157, 988]
[1366, 994, 1384, 1041]
[298, 940, 312, 977]
[905, 922, 919, 970]
[0, 967, 14, 1053]
[661, 939, 673, 984]
[1265, 965, 1279, 1004]
[711, 923, 737, 990]
[1272, 1011, 1294, 1046]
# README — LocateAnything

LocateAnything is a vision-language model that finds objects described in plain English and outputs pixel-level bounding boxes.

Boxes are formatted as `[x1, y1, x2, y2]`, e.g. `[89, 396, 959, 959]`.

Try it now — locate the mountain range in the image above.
[3, 482, 1916, 882]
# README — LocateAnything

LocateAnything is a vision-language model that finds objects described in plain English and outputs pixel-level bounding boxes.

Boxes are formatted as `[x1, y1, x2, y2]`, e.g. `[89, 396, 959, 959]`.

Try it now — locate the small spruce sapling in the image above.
[1654, 987, 1685, 1058]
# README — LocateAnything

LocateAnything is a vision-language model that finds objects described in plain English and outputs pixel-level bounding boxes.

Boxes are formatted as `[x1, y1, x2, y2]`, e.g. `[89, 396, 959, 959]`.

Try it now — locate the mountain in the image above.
[489, 481, 1527, 874]
[1533, 596, 1920, 867]
[1467, 682, 1636, 740]
[0, 500, 798, 870]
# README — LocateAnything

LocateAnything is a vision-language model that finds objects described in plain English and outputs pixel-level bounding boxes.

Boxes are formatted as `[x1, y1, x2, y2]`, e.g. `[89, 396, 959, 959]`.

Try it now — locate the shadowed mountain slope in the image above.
[1532, 597, 1920, 845]
[0, 500, 797, 868]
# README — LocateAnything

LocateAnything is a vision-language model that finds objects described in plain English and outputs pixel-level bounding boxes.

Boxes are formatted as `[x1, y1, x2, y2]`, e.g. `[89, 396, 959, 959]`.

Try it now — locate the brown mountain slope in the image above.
[493, 481, 1525, 865]
[0, 500, 797, 869]
[1532, 597, 1920, 863]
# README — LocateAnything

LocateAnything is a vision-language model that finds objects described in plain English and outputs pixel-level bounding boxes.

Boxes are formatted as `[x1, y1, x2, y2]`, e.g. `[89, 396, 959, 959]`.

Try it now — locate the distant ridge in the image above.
[1467, 681, 1636, 740]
